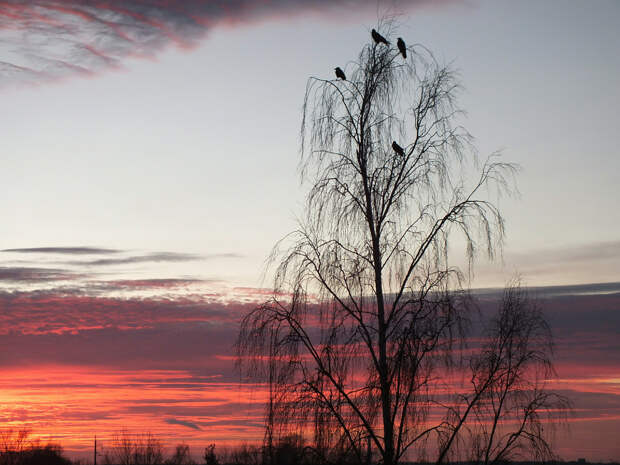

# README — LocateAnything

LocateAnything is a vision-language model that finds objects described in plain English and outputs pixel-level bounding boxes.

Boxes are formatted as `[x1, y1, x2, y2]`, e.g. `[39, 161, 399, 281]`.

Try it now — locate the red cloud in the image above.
[0, 285, 618, 461]
[0, 289, 249, 336]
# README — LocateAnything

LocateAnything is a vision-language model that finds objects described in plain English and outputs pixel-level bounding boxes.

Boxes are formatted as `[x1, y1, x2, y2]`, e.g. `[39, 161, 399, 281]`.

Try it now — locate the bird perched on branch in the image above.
[392, 141, 405, 156]
[334, 67, 346, 80]
[397, 38, 407, 59]
[371, 29, 389, 45]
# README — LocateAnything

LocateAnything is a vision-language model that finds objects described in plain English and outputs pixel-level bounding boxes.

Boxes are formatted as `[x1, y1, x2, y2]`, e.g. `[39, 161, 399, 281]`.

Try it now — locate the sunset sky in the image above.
[1, 0, 619, 462]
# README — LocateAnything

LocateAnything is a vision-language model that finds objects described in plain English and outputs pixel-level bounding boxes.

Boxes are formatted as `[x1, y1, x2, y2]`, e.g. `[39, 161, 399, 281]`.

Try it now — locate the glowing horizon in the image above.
[0, 273, 619, 461]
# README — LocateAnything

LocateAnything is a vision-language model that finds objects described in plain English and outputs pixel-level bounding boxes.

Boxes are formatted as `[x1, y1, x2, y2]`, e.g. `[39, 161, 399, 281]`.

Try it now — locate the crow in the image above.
[335, 67, 346, 80]
[397, 38, 407, 59]
[371, 29, 389, 45]
[392, 141, 405, 156]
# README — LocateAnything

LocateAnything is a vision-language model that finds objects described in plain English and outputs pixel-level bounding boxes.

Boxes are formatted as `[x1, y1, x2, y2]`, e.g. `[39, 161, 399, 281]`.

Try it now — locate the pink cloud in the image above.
[0, 284, 617, 460]
[0, 290, 240, 336]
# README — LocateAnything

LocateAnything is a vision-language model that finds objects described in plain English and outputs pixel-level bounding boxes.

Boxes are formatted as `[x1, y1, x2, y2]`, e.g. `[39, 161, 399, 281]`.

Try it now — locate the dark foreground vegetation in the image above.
[0, 429, 616, 465]
[1, 429, 70, 465]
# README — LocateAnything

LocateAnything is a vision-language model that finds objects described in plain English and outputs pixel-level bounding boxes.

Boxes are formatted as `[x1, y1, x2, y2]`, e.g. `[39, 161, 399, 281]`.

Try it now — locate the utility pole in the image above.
[94, 435, 97, 465]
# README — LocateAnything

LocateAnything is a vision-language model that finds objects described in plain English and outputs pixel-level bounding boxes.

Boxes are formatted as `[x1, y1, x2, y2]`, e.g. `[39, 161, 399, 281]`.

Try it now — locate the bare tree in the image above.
[102, 431, 164, 465]
[437, 284, 570, 464]
[0, 429, 32, 460]
[238, 23, 564, 465]
[166, 444, 195, 465]
[0, 428, 70, 465]
[203, 444, 219, 465]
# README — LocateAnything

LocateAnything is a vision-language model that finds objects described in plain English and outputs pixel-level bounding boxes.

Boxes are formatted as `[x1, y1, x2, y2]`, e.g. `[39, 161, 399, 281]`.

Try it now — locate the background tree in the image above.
[437, 284, 570, 464]
[238, 23, 565, 465]
[102, 431, 164, 465]
[166, 444, 195, 465]
[204, 444, 219, 465]
[0, 429, 71, 465]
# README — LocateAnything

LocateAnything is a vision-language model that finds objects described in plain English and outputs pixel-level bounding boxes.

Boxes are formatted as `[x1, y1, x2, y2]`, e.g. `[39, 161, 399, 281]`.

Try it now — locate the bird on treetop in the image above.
[392, 141, 405, 156]
[397, 38, 407, 59]
[335, 67, 346, 80]
[371, 28, 389, 45]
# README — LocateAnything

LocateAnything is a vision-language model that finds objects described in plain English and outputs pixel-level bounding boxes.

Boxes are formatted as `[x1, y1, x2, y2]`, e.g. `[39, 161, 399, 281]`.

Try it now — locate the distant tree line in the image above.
[0, 429, 320, 465]
[0, 429, 70, 465]
[2, 428, 619, 465]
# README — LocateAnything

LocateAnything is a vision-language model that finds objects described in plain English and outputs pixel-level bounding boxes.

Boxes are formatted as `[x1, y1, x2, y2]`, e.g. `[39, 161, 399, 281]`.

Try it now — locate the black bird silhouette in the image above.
[397, 38, 407, 59]
[335, 67, 346, 80]
[392, 141, 405, 156]
[371, 29, 389, 45]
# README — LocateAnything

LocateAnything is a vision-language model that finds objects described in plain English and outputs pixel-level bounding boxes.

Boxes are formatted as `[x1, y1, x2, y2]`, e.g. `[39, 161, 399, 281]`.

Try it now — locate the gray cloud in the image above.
[510, 240, 620, 267]
[473, 281, 620, 299]
[70, 252, 201, 266]
[66, 251, 239, 266]
[1, 246, 239, 268]
[96, 278, 207, 290]
[164, 418, 202, 431]
[0, 266, 79, 282]
[470, 240, 620, 287]
[2, 247, 121, 255]
[556, 390, 620, 418]
[0, 0, 436, 88]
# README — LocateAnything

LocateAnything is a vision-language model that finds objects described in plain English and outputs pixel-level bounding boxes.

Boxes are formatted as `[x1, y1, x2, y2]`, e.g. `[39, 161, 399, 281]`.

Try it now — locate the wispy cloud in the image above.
[472, 240, 620, 287]
[0, 0, 438, 88]
[0, 266, 80, 282]
[101, 278, 207, 289]
[2, 247, 121, 255]
[62, 251, 240, 267]
[1, 246, 240, 268]
[473, 281, 620, 298]
[165, 418, 202, 431]
[0, 289, 240, 338]
[0, 366, 266, 452]
[510, 240, 620, 268]
[67, 252, 204, 267]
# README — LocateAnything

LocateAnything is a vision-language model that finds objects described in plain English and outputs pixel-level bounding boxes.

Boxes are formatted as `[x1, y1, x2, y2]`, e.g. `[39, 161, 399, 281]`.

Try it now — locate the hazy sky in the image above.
[1, 0, 619, 288]
[1, 0, 619, 461]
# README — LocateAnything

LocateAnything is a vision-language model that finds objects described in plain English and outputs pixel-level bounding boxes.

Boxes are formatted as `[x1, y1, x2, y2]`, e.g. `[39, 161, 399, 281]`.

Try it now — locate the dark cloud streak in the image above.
[164, 418, 202, 431]
[2, 247, 121, 255]
[0, 266, 81, 282]
[65, 251, 239, 266]
[68, 252, 202, 266]
[99, 278, 207, 289]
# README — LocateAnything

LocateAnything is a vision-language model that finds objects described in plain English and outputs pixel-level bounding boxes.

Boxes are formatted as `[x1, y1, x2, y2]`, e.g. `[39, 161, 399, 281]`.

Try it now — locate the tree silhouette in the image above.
[437, 284, 570, 464]
[238, 23, 566, 465]
[102, 431, 164, 465]
[0, 429, 71, 465]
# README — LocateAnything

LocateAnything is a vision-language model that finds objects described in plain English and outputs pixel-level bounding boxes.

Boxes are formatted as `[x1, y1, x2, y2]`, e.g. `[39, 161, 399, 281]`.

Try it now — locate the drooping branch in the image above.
[237, 21, 565, 465]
